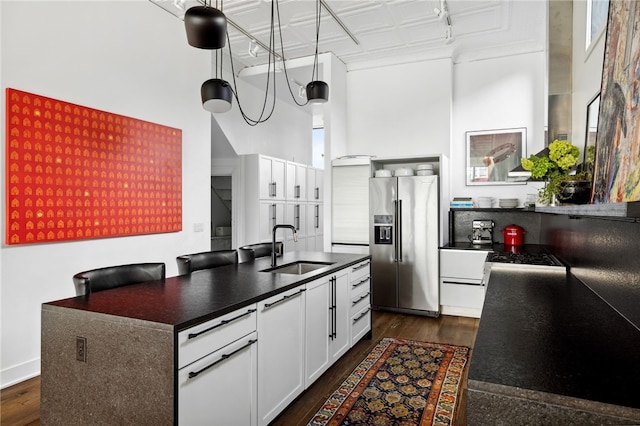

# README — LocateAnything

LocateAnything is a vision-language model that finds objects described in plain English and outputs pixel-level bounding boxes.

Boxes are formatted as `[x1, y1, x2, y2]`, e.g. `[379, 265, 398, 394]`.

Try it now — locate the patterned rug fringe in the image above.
[308, 337, 469, 426]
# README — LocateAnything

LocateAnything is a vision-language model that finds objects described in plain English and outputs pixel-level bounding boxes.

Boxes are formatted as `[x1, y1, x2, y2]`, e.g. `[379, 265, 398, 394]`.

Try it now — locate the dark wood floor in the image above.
[0, 311, 478, 426]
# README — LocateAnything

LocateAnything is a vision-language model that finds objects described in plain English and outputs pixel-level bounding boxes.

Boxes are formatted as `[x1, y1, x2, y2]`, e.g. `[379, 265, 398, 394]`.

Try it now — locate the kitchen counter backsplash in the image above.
[449, 209, 542, 245]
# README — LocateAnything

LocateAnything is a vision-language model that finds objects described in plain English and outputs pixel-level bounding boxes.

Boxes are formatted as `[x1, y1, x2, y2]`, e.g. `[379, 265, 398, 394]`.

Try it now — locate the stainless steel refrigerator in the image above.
[369, 175, 439, 316]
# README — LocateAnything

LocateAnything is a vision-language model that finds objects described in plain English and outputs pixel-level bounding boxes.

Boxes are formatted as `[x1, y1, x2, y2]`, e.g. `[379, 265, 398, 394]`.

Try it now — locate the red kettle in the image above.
[502, 224, 526, 246]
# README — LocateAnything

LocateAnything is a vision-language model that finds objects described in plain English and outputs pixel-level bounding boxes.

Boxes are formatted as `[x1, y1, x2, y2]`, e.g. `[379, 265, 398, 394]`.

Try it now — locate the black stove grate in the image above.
[487, 251, 563, 267]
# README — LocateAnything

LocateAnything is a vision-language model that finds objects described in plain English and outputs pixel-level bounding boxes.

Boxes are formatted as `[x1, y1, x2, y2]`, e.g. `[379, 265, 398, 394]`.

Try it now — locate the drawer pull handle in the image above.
[353, 308, 371, 324]
[352, 292, 370, 305]
[352, 276, 370, 288]
[187, 309, 257, 340]
[263, 288, 306, 309]
[188, 338, 257, 379]
[352, 261, 370, 272]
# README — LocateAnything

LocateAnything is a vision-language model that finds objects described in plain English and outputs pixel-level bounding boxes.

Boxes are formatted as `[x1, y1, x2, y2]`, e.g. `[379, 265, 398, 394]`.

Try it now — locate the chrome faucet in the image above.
[272, 224, 297, 267]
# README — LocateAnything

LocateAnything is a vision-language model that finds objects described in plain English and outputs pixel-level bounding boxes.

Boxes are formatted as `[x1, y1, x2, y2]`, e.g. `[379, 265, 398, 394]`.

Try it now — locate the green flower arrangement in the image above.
[521, 140, 587, 204]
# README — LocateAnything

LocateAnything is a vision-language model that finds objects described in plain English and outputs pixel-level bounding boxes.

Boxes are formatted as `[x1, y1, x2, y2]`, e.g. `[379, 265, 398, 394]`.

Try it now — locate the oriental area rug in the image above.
[308, 338, 469, 426]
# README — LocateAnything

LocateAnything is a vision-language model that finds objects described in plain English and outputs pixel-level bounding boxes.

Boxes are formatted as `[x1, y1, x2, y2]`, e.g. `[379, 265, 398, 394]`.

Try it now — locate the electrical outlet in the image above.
[76, 336, 87, 362]
[193, 222, 204, 232]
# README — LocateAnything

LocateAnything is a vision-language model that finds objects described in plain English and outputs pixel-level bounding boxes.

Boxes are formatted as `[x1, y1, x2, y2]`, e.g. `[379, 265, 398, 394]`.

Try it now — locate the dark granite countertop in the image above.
[470, 264, 640, 412]
[44, 251, 370, 332]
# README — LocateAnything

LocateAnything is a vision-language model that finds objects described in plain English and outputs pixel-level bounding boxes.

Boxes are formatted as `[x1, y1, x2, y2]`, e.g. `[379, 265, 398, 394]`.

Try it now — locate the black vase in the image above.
[557, 180, 592, 205]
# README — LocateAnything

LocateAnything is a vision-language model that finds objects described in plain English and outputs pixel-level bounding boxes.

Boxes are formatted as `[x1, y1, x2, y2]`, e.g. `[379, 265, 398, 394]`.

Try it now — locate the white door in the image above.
[257, 287, 306, 425]
[259, 157, 273, 199]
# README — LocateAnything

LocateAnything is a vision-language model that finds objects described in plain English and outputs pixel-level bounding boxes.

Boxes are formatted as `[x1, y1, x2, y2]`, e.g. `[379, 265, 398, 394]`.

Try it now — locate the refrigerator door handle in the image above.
[393, 200, 399, 262]
[398, 199, 403, 262]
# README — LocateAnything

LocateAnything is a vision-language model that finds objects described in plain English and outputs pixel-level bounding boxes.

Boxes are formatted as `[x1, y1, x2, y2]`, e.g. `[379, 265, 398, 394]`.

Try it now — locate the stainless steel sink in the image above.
[261, 261, 334, 275]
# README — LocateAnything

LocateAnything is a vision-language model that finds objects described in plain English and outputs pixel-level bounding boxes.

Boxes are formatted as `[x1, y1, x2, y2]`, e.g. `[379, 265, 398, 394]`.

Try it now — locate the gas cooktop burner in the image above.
[486, 251, 564, 268]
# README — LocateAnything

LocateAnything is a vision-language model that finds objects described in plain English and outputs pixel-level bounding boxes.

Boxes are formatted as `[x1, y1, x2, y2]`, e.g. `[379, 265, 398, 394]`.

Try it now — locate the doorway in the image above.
[211, 175, 232, 250]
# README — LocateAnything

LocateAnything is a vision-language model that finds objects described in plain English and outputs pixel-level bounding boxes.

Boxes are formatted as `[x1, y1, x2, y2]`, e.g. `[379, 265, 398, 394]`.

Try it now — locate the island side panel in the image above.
[41, 305, 174, 425]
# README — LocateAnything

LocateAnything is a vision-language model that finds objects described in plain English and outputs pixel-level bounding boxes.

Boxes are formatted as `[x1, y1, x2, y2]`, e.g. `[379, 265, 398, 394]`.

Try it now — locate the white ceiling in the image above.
[150, 0, 547, 73]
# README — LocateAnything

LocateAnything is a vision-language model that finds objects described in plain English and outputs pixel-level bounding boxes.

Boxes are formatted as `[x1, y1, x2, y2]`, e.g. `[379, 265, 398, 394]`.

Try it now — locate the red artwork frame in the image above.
[5, 88, 182, 245]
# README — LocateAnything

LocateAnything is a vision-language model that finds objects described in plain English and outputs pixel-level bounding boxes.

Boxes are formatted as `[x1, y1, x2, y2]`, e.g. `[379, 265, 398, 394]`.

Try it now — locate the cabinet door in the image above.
[304, 277, 331, 386]
[306, 168, 324, 202]
[296, 164, 307, 200]
[260, 201, 285, 242]
[286, 163, 307, 201]
[178, 332, 258, 426]
[330, 271, 350, 362]
[257, 287, 306, 425]
[259, 157, 274, 199]
[272, 158, 286, 200]
[285, 203, 306, 237]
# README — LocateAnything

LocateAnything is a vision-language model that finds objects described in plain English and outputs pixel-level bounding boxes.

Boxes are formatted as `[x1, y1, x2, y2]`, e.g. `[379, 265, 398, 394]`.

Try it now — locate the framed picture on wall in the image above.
[465, 128, 526, 186]
[591, 1, 640, 203]
[584, 92, 600, 165]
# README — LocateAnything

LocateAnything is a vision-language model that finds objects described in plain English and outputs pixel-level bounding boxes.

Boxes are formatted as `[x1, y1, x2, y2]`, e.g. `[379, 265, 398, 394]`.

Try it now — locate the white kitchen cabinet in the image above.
[439, 249, 489, 318]
[306, 167, 324, 202]
[304, 277, 331, 386]
[330, 271, 350, 362]
[284, 202, 307, 253]
[306, 202, 324, 251]
[259, 201, 286, 243]
[259, 155, 286, 200]
[257, 287, 306, 426]
[286, 161, 307, 201]
[178, 332, 258, 426]
[178, 305, 258, 425]
[285, 202, 307, 237]
[305, 270, 350, 387]
[349, 259, 371, 345]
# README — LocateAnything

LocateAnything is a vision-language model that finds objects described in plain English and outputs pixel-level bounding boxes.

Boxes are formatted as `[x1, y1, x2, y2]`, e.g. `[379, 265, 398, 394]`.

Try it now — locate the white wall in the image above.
[571, 0, 606, 153]
[451, 52, 547, 204]
[346, 58, 452, 158]
[213, 75, 313, 165]
[1, 1, 211, 387]
[344, 53, 545, 207]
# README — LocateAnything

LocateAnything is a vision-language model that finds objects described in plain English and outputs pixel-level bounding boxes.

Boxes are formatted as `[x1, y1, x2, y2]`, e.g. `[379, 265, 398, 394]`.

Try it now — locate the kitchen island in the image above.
[468, 263, 640, 425]
[41, 251, 371, 425]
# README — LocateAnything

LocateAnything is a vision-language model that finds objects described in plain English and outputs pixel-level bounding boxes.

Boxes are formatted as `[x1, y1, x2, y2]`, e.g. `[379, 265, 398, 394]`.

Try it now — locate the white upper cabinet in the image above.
[286, 162, 307, 201]
[259, 156, 286, 200]
[306, 168, 324, 202]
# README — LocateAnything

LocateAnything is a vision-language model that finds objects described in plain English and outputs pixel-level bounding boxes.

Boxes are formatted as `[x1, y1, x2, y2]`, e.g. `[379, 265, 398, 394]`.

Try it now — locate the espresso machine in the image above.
[472, 220, 494, 244]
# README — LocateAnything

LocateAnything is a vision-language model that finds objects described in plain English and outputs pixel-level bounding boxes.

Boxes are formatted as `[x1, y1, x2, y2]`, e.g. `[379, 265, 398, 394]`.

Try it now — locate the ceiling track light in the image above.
[434, 0, 454, 44]
[248, 39, 259, 58]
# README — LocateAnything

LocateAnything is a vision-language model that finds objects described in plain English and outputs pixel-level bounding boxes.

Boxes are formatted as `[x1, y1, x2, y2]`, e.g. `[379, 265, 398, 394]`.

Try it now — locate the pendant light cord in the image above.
[209, 0, 324, 122]
[311, 0, 321, 82]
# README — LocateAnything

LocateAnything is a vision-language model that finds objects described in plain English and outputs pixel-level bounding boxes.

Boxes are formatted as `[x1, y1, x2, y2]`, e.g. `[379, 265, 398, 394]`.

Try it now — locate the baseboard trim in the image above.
[1, 358, 40, 389]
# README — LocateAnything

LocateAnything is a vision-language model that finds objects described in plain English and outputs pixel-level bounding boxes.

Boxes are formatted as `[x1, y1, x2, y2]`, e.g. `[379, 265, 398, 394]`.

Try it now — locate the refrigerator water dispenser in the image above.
[373, 215, 393, 244]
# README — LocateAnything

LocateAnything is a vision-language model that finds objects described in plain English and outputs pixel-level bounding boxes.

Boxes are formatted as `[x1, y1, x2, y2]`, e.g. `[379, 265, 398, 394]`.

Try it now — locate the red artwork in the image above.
[5, 88, 182, 245]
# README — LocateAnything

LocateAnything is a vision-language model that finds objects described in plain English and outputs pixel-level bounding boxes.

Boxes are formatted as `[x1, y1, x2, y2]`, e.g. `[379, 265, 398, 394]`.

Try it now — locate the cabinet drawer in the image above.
[350, 290, 370, 315]
[350, 274, 371, 298]
[351, 306, 371, 345]
[178, 304, 257, 369]
[440, 249, 488, 281]
[178, 332, 258, 426]
[349, 260, 371, 282]
[440, 281, 485, 309]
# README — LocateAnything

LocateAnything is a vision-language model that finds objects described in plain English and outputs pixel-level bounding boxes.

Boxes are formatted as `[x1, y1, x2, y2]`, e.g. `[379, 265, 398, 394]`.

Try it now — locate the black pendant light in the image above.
[184, 5, 227, 49]
[306, 0, 329, 104]
[202, 78, 232, 113]
[306, 81, 329, 103]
